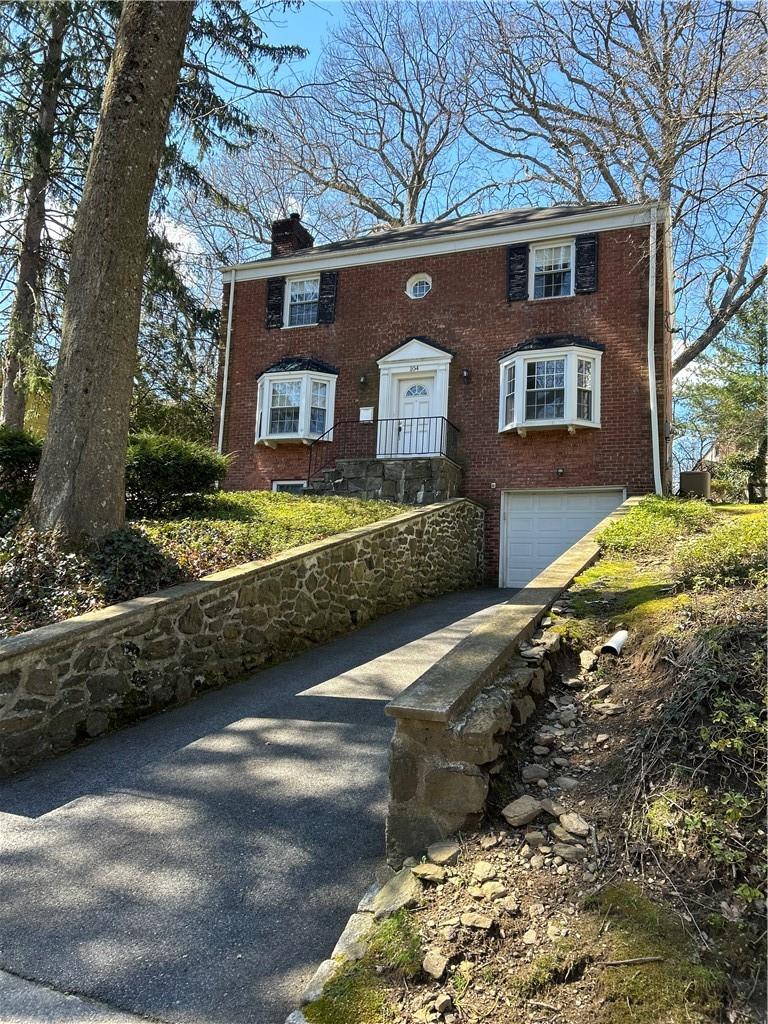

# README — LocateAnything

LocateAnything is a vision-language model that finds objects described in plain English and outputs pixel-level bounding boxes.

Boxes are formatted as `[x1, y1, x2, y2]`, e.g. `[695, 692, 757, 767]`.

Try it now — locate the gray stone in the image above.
[331, 912, 374, 961]
[559, 812, 590, 838]
[300, 959, 338, 1004]
[351, 879, 379, 911]
[579, 651, 598, 671]
[472, 860, 496, 882]
[501, 795, 543, 827]
[412, 863, 446, 883]
[554, 776, 580, 792]
[423, 950, 449, 980]
[522, 764, 550, 782]
[460, 911, 493, 930]
[434, 993, 453, 1014]
[371, 866, 423, 919]
[553, 843, 587, 862]
[588, 683, 612, 699]
[427, 839, 461, 866]
[424, 765, 488, 812]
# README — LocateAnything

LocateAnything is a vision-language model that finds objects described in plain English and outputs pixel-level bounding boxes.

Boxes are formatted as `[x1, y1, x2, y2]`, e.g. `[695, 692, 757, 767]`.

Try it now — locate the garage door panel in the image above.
[502, 489, 623, 588]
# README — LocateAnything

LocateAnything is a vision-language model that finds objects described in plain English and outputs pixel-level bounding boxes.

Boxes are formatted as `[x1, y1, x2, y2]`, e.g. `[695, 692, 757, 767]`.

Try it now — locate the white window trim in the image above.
[256, 369, 336, 445]
[528, 238, 575, 301]
[271, 480, 306, 493]
[405, 273, 432, 299]
[282, 274, 321, 329]
[498, 346, 601, 434]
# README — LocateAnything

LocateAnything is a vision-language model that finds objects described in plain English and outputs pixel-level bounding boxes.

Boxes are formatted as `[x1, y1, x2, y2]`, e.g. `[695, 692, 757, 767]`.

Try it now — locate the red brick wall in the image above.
[215, 224, 669, 580]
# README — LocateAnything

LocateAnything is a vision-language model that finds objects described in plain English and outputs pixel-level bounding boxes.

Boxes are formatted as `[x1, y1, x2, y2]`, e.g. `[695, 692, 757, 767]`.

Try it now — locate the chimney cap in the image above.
[289, 212, 301, 220]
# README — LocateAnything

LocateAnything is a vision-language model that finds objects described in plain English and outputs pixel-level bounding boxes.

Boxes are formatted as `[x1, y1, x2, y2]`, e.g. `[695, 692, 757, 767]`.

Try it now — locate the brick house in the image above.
[214, 203, 673, 586]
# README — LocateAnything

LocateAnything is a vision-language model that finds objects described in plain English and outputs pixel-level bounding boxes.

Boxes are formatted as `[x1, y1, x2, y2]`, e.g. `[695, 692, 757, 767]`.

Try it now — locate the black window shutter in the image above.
[317, 271, 338, 324]
[265, 276, 285, 329]
[574, 234, 598, 294]
[507, 244, 529, 301]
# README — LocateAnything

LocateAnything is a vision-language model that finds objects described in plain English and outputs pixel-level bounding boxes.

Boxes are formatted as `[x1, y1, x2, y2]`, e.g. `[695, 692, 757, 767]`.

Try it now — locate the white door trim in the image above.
[499, 486, 627, 588]
[376, 339, 452, 457]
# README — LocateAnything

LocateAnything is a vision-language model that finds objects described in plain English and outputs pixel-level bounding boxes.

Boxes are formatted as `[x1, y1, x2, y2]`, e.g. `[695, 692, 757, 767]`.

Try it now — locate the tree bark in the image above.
[28, 0, 193, 538]
[0, 7, 68, 430]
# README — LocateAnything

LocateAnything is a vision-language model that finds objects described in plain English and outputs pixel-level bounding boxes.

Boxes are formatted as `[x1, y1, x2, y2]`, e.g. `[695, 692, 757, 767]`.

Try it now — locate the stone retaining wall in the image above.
[0, 499, 484, 776]
[384, 498, 639, 866]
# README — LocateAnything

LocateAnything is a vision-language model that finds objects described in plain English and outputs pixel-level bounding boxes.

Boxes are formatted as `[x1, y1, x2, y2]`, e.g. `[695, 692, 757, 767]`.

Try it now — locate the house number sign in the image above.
[409, 364, 420, 371]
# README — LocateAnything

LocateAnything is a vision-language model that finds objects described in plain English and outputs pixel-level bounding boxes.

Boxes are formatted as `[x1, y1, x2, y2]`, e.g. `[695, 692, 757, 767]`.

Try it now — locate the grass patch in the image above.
[510, 944, 590, 999]
[552, 558, 675, 645]
[303, 963, 392, 1024]
[598, 496, 717, 555]
[587, 884, 726, 1023]
[304, 911, 421, 1024]
[675, 508, 767, 589]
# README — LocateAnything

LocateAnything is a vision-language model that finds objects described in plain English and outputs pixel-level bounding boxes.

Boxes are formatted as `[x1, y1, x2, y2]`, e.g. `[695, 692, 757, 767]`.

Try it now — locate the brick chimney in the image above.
[271, 212, 314, 257]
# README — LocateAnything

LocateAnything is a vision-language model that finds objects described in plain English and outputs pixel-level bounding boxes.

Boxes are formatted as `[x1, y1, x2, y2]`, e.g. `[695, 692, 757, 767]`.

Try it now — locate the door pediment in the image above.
[377, 337, 454, 367]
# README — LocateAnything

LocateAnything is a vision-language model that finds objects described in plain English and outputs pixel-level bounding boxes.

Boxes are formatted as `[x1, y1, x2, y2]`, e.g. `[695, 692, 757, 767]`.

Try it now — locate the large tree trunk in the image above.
[0, 7, 68, 430]
[28, 1, 193, 539]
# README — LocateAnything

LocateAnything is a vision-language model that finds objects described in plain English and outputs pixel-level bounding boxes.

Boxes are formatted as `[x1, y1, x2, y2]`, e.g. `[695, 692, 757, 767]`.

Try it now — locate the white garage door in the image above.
[501, 488, 624, 588]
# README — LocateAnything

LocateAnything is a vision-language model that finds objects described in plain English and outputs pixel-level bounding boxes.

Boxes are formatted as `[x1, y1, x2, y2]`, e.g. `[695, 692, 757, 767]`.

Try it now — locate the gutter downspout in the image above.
[217, 268, 236, 455]
[647, 206, 663, 495]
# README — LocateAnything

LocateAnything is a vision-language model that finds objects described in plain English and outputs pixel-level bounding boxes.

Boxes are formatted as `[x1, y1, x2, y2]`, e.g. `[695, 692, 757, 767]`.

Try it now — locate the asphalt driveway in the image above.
[0, 587, 513, 1024]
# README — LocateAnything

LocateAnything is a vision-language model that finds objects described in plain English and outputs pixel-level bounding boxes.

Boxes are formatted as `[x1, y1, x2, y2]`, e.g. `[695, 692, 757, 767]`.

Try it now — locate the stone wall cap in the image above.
[0, 499, 479, 661]
[386, 498, 641, 723]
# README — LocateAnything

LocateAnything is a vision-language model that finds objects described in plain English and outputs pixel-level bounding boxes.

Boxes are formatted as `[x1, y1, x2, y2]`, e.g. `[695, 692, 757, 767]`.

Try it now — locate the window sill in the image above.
[279, 322, 320, 330]
[257, 434, 328, 447]
[525, 293, 577, 303]
[500, 420, 600, 435]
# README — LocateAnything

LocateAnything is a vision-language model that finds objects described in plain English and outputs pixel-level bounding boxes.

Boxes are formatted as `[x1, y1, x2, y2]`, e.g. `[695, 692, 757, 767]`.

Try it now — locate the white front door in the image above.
[397, 377, 434, 455]
[501, 488, 625, 587]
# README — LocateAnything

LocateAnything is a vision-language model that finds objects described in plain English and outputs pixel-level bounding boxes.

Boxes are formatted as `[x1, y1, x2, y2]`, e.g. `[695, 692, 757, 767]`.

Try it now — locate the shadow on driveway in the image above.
[0, 588, 514, 1024]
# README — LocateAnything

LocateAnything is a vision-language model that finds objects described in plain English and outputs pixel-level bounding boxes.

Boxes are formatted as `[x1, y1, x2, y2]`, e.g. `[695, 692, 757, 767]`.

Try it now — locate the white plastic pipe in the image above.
[601, 630, 629, 656]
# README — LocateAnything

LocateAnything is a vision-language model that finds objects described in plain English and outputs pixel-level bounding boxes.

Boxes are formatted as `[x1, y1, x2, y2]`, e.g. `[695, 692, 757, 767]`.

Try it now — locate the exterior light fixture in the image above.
[461, 368, 471, 383]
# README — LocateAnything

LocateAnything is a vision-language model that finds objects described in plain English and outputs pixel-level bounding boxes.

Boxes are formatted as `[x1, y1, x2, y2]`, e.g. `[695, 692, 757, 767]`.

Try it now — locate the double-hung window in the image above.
[286, 277, 320, 326]
[525, 357, 566, 421]
[257, 368, 337, 443]
[498, 342, 602, 432]
[530, 242, 574, 299]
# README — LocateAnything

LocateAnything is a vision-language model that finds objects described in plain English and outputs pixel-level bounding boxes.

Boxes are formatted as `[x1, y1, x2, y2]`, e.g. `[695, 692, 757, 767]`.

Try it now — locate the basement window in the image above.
[499, 343, 602, 433]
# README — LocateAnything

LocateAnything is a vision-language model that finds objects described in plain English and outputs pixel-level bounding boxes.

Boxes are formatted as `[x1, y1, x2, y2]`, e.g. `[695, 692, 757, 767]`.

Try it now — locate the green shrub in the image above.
[710, 455, 750, 504]
[125, 433, 229, 517]
[674, 511, 767, 588]
[598, 495, 717, 554]
[0, 426, 42, 516]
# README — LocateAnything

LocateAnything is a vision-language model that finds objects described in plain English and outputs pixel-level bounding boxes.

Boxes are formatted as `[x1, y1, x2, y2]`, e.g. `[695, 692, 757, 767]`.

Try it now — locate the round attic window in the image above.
[405, 273, 432, 299]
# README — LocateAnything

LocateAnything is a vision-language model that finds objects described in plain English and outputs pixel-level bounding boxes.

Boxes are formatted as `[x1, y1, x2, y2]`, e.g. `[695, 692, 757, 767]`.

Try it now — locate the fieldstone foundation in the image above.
[0, 499, 484, 775]
[309, 456, 462, 504]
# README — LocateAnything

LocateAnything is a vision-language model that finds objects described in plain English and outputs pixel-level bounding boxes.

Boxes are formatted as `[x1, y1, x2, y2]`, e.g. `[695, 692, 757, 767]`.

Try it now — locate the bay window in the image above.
[256, 364, 337, 444]
[498, 340, 602, 433]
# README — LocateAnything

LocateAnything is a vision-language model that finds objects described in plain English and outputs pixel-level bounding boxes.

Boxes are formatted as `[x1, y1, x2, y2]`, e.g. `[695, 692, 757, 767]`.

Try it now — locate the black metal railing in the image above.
[307, 416, 459, 487]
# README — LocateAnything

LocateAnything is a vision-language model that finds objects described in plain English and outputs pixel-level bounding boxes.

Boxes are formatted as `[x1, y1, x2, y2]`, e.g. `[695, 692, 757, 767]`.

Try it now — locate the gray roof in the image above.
[248, 203, 634, 267]
[498, 335, 606, 361]
[260, 357, 339, 377]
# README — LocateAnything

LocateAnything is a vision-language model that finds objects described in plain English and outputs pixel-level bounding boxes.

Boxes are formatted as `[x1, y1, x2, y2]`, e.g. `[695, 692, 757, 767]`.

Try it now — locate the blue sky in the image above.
[266, 1, 338, 74]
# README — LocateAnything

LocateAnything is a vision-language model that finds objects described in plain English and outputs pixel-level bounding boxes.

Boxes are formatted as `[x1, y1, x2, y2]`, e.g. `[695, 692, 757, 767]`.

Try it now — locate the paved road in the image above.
[0, 588, 513, 1024]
